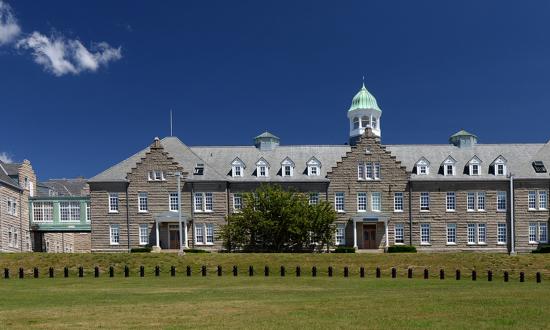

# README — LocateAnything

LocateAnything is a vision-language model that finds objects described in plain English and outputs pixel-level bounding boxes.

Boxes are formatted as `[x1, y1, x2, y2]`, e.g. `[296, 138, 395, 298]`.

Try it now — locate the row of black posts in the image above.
[2, 266, 542, 283]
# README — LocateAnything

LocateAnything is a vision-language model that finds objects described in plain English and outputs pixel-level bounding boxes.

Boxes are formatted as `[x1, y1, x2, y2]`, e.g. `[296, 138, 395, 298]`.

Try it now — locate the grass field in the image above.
[1, 253, 550, 328]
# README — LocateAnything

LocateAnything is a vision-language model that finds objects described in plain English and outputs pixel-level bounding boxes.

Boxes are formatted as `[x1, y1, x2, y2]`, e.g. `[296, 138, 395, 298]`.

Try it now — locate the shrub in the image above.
[532, 245, 550, 253]
[334, 246, 355, 253]
[387, 245, 417, 253]
[130, 247, 152, 253]
[184, 248, 210, 253]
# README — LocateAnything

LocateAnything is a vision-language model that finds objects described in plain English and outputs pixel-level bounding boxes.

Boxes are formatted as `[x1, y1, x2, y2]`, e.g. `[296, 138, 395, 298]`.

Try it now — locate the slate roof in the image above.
[39, 178, 89, 197]
[386, 142, 550, 180]
[0, 160, 21, 190]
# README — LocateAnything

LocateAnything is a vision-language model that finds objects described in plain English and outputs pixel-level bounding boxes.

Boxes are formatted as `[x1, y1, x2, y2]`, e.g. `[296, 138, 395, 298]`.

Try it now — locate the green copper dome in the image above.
[348, 83, 381, 112]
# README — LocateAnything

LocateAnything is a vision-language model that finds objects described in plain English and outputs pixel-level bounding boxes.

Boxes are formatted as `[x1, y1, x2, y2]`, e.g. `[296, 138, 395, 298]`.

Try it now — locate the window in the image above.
[194, 193, 203, 212]
[361, 116, 370, 128]
[258, 166, 268, 177]
[308, 165, 319, 176]
[281, 158, 295, 177]
[194, 164, 204, 175]
[394, 223, 404, 244]
[467, 224, 476, 244]
[496, 164, 505, 176]
[477, 192, 486, 211]
[168, 192, 179, 212]
[467, 192, 475, 211]
[60, 201, 80, 222]
[194, 223, 214, 244]
[13, 228, 19, 248]
[357, 162, 365, 180]
[86, 203, 91, 222]
[529, 222, 548, 243]
[497, 191, 507, 211]
[372, 117, 378, 129]
[283, 165, 292, 177]
[470, 164, 479, 176]
[109, 193, 119, 213]
[33, 202, 53, 222]
[446, 192, 456, 211]
[195, 224, 204, 244]
[194, 192, 213, 212]
[529, 223, 537, 243]
[8, 226, 13, 247]
[416, 158, 430, 175]
[335, 192, 345, 212]
[446, 223, 456, 244]
[205, 193, 213, 211]
[420, 192, 430, 211]
[540, 223, 548, 243]
[371, 192, 381, 212]
[540, 191, 548, 210]
[307, 158, 321, 176]
[335, 223, 345, 245]
[366, 162, 373, 179]
[373, 162, 381, 179]
[497, 223, 507, 244]
[206, 224, 214, 244]
[138, 192, 148, 213]
[233, 194, 243, 211]
[528, 191, 537, 210]
[419, 165, 428, 175]
[394, 192, 404, 212]
[233, 166, 242, 177]
[231, 158, 245, 177]
[478, 224, 486, 244]
[357, 192, 367, 212]
[139, 224, 149, 245]
[148, 170, 165, 181]
[309, 193, 319, 205]
[420, 224, 430, 245]
[353, 117, 360, 129]
[445, 164, 454, 176]
[110, 225, 120, 245]
[533, 161, 547, 173]
[7, 198, 17, 216]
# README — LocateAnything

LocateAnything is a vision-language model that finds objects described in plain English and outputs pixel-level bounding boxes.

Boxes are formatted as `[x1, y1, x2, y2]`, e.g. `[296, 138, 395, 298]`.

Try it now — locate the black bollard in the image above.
[64, 267, 69, 278]
[94, 266, 99, 278]
[280, 265, 286, 277]
[4, 268, 9, 279]
[264, 265, 269, 277]
[456, 269, 460, 280]
[488, 270, 492, 282]
[312, 266, 317, 277]
[33, 267, 39, 279]
[296, 266, 301, 277]
[391, 267, 397, 279]
[360, 267, 365, 278]
[439, 269, 444, 280]
[218, 265, 223, 277]
[343, 266, 348, 278]
[376, 267, 381, 278]
[19, 268, 24, 279]
[50, 267, 55, 278]
[536, 272, 541, 283]
[328, 266, 333, 277]
[124, 265, 129, 277]
[171, 266, 176, 277]
[155, 266, 160, 277]
[201, 266, 207, 277]
[408, 268, 413, 279]
[249, 265, 254, 277]
[424, 268, 429, 279]
[140, 266, 145, 277]
[187, 266, 192, 277]
[504, 271, 509, 282]
[472, 270, 477, 281]
[79, 266, 84, 278]
[232, 265, 237, 277]
[520, 272, 525, 283]
[109, 266, 114, 277]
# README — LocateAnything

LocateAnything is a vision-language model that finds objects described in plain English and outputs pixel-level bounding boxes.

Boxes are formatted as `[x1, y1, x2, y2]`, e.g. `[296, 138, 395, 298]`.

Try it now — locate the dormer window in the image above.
[194, 164, 204, 175]
[306, 157, 321, 176]
[256, 158, 270, 177]
[442, 156, 457, 176]
[496, 164, 505, 175]
[415, 157, 430, 175]
[231, 157, 245, 178]
[533, 161, 547, 173]
[259, 166, 267, 177]
[148, 170, 165, 181]
[471, 164, 479, 175]
[445, 165, 454, 176]
[281, 157, 295, 177]
[467, 156, 482, 176]
[491, 156, 507, 176]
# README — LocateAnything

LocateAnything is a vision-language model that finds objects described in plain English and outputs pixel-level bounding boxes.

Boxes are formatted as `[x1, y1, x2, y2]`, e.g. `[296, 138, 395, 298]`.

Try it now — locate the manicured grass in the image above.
[0, 276, 549, 329]
[1, 252, 550, 280]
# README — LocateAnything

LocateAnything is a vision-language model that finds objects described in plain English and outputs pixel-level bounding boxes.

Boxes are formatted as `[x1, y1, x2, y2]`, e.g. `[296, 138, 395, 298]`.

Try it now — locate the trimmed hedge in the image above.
[334, 246, 356, 253]
[532, 245, 550, 253]
[130, 247, 152, 253]
[387, 245, 417, 253]
[184, 249, 211, 253]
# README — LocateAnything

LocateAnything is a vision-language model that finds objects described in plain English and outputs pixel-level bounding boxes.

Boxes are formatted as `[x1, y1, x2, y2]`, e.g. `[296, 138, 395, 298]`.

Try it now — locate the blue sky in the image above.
[1, 0, 549, 179]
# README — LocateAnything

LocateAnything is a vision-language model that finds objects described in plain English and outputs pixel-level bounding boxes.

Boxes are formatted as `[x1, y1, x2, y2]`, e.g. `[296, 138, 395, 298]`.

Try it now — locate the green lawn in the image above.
[0, 276, 549, 329]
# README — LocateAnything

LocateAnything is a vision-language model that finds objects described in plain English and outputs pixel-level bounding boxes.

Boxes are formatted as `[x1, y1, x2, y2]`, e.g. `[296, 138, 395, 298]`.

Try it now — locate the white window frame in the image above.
[231, 158, 245, 178]
[416, 158, 430, 175]
[497, 223, 507, 244]
[467, 224, 476, 244]
[205, 192, 213, 212]
[169, 192, 179, 212]
[335, 223, 346, 245]
[194, 192, 204, 212]
[7, 198, 17, 216]
[477, 192, 486, 211]
[371, 192, 381, 212]
[110, 225, 120, 245]
[307, 157, 321, 176]
[420, 192, 430, 212]
[138, 192, 148, 213]
[365, 162, 373, 180]
[233, 193, 243, 211]
[467, 192, 475, 212]
[528, 191, 537, 210]
[148, 170, 165, 181]
[373, 162, 381, 179]
[139, 224, 149, 245]
[60, 201, 80, 222]
[256, 158, 270, 178]
[420, 223, 430, 245]
[194, 223, 214, 245]
[497, 191, 507, 212]
[539, 191, 548, 210]
[195, 223, 204, 244]
[493, 156, 507, 176]
[478, 223, 487, 244]
[394, 192, 404, 212]
[108, 193, 119, 213]
[446, 192, 456, 212]
[539, 222, 548, 243]
[446, 223, 457, 245]
[357, 162, 365, 180]
[357, 192, 367, 212]
[86, 202, 91, 222]
[335, 192, 345, 213]
[32, 201, 54, 223]
[529, 222, 537, 243]
[470, 164, 480, 176]
[394, 223, 404, 244]
[309, 192, 319, 205]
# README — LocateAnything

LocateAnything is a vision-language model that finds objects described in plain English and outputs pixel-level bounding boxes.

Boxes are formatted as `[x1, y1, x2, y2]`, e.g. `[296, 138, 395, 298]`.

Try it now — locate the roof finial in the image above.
[362, 75, 365, 88]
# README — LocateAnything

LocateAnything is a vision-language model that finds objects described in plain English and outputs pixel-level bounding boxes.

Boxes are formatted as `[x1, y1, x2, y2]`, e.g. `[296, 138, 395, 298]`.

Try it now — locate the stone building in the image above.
[88, 83, 550, 253]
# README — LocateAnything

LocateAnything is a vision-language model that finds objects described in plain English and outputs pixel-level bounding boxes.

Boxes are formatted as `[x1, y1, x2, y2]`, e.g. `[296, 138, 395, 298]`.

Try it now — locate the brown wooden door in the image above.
[363, 227, 376, 249]
[169, 230, 180, 249]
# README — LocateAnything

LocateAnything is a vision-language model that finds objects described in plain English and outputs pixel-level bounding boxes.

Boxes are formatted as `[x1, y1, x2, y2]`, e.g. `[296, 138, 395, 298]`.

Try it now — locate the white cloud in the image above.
[16, 32, 122, 76]
[0, 152, 13, 163]
[0, 0, 21, 45]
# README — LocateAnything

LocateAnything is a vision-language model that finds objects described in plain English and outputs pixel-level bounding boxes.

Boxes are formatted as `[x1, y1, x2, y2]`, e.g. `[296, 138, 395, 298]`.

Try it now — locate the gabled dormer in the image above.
[441, 156, 457, 176]
[281, 157, 295, 177]
[231, 157, 245, 177]
[415, 157, 430, 175]
[306, 157, 321, 176]
[491, 155, 507, 176]
[256, 157, 270, 177]
[467, 156, 482, 176]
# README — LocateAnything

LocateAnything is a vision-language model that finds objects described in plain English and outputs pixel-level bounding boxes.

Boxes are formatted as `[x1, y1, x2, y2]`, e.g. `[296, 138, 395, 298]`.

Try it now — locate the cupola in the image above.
[449, 130, 477, 148]
[254, 131, 280, 151]
[347, 81, 382, 145]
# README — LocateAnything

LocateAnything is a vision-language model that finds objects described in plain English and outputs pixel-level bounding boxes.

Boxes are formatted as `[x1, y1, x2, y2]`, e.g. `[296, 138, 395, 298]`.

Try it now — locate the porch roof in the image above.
[350, 213, 389, 222]
[155, 211, 189, 223]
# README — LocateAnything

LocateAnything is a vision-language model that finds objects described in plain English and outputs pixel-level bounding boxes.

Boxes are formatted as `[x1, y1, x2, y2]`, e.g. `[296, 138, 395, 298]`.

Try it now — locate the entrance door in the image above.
[363, 225, 377, 249]
[169, 230, 180, 249]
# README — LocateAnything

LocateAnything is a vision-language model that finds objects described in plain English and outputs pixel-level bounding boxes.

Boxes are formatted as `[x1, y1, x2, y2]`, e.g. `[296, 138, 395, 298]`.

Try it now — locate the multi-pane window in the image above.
[109, 193, 119, 213]
[205, 192, 213, 211]
[194, 193, 203, 212]
[496, 164, 505, 176]
[7, 198, 17, 215]
[497, 223, 507, 244]
[529, 223, 537, 243]
[335, 192, 345, 212]
[478, 223, 486, 244]
[139, 224, 149, 245]
[283, 165, 292, 177]
[169, 192, 179, 212]
[373, 162, 381, 179]
[420, 223, 430, 244]
[528, 191, 537, 210]
[357, 192, 367, 212]
[529, 222, 548, 243]
[540, 191, 548, 210]
[194, 223, 214, 244]
[471, 164, 479, 176]
[467, 224, 476, 244]
[258, 166, 268, 177]
[371, 192, 381, 212]
[33, 202, 53, 222]
[418, 165, 428, 175]
[366, 162, 373, 179]
[445, 164, 454, 176]
[194, 192, 214, 212]
[446, 192, 456, 211]
[420, 192, 430, 211]
[233, 166, 242, 177]
[60, 201, 80, 222]
[86, 203, 91, 222]
[497, 191, 507, 211]
[206, 223, 214, 244]
[148, 170, 165, 181]
[394, 223, 404, 244]
[234, 194, 243, 211]
[394, 192, 404, 212]
[138, 192, 148, 212]
[446, 223, 456, 244]
[195, 224, 204, 244]
[110, 225, 120, 245]
[477, 192, 486, 211]
[8, 226, 13, 247]
[335, 223, 345, 245]
[308, 165, 319, 176]
[467, 192, 475, 211]
[540, 223, 548, 243]
[309, 193, 319, 205]
[357, 162, 365, 180]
